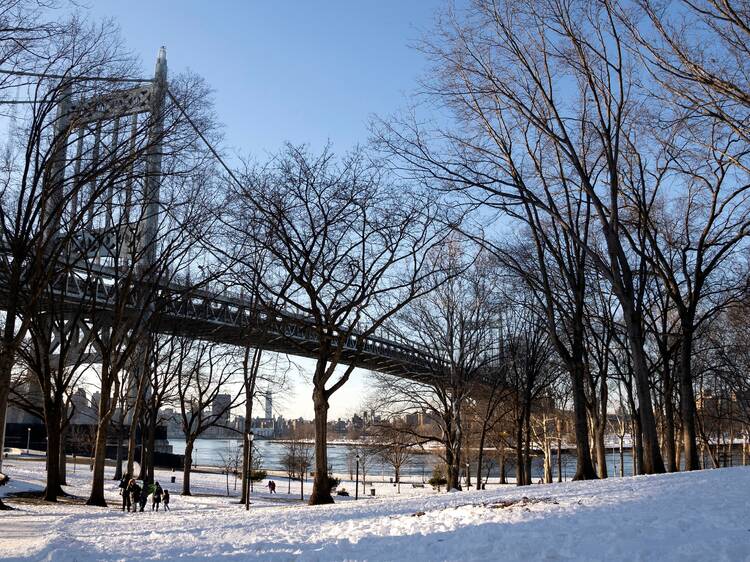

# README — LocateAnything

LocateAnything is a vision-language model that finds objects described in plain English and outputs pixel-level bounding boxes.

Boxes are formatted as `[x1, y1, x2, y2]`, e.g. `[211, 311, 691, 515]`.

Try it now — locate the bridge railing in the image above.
[3, 257, 504, 379]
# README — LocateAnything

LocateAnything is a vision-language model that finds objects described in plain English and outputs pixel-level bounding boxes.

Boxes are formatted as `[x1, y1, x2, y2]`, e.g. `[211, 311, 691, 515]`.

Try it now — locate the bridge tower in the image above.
[39, 50, 168, 466]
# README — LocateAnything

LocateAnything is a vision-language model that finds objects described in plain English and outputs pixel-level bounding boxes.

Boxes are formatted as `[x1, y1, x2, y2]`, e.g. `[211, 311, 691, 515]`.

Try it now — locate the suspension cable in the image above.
[166, 88, 246, 192]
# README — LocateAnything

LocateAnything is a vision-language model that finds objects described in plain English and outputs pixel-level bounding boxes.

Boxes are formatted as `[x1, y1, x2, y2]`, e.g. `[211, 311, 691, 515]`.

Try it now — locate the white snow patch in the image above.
[1, 459, 748, 561]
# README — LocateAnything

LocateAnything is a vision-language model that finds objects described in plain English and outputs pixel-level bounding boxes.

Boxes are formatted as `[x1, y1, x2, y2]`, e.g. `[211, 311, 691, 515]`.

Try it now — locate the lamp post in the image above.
[355, 454, 360, 500]
[465, 462, 471, 489]
[194, 448, 198, 469]
[26, 427, 30, 454]
[245, 431, 254, 511]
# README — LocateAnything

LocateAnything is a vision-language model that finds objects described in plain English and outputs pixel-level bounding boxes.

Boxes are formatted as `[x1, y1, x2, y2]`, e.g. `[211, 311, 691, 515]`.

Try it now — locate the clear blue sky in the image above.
[87, 1, 445, 157]
[82, 1, 448, 420]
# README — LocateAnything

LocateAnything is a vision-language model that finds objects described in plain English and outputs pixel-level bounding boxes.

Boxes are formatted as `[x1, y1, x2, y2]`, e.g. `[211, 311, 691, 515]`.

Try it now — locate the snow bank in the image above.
[1, 459, 748, 561]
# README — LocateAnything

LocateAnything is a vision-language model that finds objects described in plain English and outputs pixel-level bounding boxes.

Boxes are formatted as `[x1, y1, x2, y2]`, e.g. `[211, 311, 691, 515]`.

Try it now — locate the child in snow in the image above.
[128, 480, 141, 513]
[162, 489, 170, 511]
[152, 482, 163, 511]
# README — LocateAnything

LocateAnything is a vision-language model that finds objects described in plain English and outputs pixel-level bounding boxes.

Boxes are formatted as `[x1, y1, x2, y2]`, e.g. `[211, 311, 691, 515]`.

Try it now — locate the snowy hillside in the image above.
[1, 460, 748, 561]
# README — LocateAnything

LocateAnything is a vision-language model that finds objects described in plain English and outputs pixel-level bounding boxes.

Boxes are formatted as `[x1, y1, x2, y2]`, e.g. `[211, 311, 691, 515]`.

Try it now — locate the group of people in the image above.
[119, 474, 170, 513]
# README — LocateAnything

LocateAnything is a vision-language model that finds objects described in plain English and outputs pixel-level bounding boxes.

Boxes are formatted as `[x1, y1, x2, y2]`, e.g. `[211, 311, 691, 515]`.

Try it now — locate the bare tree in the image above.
[15, 269, 97, 500]
[500, 295, 559, 486]
[373, 421, 416, 493]
[0, 9, 146, 510]
[136, 332, 186, 483]
[280, 427, 314, 497]
[378, 244, 500, 490]
[375, 0, 669, 474]
[346, 440, 378, 490]
[218, 442, 243, 497]
[228, 144, 453, 504]
[175, 341, 243, 496]
[83, 68, 222, 507]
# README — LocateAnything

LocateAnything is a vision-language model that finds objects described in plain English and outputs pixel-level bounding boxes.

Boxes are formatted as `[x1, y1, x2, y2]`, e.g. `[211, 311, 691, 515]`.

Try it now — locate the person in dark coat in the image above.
[152, 482, 163, 511]
[162, 489, 170, 511]
[139, 482, 149, 512]
[128, 479, 141, 514]
[119, 473, 131, 512]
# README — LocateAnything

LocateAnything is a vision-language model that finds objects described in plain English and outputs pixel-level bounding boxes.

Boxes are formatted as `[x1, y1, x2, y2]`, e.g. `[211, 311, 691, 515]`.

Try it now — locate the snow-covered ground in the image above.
[1, 458, 749, 561]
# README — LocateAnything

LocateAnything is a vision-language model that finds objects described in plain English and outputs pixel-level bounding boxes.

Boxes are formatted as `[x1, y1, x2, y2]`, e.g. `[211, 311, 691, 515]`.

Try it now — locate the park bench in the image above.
[412, 483, 425, 488]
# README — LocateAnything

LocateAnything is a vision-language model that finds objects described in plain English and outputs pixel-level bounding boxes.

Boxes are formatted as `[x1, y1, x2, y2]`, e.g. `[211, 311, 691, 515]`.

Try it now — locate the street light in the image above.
[466, 462, 471, 489]
[245, 431, 254, 511]
[355, 454, 360, 500]
[26, 427, 30, 454]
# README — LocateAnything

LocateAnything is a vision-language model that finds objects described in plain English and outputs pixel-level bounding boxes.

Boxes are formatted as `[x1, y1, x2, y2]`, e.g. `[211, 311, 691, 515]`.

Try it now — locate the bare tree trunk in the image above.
[476, 423, 487, 489]
[126, 417, 139, 479]
[43, 404, 63, 502]
[241, 431, 250, 504]
[138, 428, 147, 481]
[556, 423, 563, 483]
[240, 345, 258, 505]
[126, 379, 145, 478]
[87, 351, 121, 507]
[145, 415, 157, 483]
[524, 408, 532, 485]
[594, 422, 607, 479]
[451, 444, 463, 491]
[309, 385, 333, 505]
[113, 416, 124, 481]
[663, 365, 678, 472]
[58, 422, 68, 487]
[678, 331, 700, 470]
[0, 321, 20, 517]
[571, 362, 597, 480]
[182, 437, 195, 496]
[515, 419, 525, 486]
[633, 415, 644, 476]
[445, 440, 461, 490]
[86, 380, 115, 506]
[626, 318, 666, 474]
[499, 450, 506, 484]
[543, 440, 553, 484]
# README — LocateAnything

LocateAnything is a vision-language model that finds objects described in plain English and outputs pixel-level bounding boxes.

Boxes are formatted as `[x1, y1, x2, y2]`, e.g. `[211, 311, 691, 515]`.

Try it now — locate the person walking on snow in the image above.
[128, 479, 141, 514]
[119, 473, 131, 512]
[152, 482, 163, 511]
[267, 480, 276, 494]
[162, 489, 170, 511]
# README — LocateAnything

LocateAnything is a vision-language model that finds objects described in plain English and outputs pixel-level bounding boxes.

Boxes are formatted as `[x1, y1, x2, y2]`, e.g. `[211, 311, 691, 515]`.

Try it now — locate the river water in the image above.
[169, 438, 643, 481]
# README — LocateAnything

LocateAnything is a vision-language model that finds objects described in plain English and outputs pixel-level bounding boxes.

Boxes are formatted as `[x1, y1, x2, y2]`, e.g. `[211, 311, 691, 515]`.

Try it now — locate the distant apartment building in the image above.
[212, 394, 232, 426]
[70, 387, 96, 424]
[7, 375, 43, 425]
